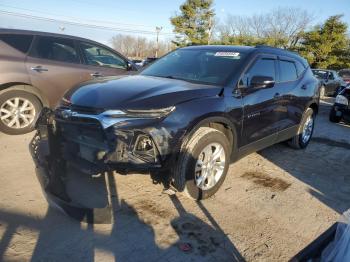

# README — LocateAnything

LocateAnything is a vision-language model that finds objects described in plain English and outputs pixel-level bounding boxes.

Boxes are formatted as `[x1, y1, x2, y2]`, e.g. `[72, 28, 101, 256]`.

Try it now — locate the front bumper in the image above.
[29, 108, 179, 223]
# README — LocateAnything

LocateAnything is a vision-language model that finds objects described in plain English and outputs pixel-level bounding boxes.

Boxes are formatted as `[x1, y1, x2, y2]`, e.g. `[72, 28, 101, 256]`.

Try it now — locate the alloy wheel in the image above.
[302, 115, 314, 144]
[195, 142, 226, 190]
[0, 97, 36, 129]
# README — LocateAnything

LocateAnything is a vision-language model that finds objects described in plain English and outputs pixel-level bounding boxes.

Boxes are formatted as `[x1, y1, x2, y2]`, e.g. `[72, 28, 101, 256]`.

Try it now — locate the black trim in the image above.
[238, 132, 278, 158]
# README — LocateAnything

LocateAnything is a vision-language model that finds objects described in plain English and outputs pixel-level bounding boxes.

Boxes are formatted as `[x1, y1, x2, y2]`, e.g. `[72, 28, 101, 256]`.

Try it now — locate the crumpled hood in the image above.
[65, 75, 222, 110]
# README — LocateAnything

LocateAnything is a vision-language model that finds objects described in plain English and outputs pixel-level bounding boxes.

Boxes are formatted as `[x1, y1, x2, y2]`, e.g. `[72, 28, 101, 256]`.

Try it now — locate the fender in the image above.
[0, 83, 49, 107]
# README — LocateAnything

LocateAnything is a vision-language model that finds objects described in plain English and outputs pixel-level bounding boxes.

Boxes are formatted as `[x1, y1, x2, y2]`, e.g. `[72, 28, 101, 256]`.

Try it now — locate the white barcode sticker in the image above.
[215, 52, 240, 57]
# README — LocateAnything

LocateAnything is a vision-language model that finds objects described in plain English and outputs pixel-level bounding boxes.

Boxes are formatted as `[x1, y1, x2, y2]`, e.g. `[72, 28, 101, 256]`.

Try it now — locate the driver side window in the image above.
[242, 58, 276, 87]
[80, 42, 127, 70]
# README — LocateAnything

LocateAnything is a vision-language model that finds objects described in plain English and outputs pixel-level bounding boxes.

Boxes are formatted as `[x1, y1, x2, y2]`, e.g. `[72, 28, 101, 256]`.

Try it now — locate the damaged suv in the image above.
[31, 45, 319, 209]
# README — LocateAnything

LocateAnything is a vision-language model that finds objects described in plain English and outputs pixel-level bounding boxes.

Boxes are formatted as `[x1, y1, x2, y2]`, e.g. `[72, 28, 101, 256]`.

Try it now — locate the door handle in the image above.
[31, 66, 48, 72]
[90, 72, 103, 77]
[274, 92, 280, 98]
[301, 85, 307, 90]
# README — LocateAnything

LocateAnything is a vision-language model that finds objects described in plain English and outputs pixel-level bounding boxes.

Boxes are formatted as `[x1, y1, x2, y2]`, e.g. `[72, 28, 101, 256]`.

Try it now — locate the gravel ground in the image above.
[0, 102, 349, 262]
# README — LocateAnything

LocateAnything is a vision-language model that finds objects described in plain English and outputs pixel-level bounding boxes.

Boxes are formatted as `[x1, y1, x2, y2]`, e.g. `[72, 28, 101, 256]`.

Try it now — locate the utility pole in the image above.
[207, 17, 212, 45]
[155, 26, 162, 58]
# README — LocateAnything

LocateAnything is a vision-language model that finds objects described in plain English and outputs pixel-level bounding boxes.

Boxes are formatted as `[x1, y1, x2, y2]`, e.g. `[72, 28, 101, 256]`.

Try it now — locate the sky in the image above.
[0, 0, 349, 46]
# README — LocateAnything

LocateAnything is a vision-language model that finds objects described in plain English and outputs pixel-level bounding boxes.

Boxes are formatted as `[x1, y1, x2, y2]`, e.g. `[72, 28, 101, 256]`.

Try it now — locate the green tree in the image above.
[171, 0, 215, 46]
[299, 15, 350, 69]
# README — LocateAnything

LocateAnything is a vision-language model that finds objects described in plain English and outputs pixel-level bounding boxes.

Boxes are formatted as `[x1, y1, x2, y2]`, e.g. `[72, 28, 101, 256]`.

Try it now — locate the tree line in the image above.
[110, 34, 174, 59]
[170, 0, 350, 70]
[109, 0, 350, 70]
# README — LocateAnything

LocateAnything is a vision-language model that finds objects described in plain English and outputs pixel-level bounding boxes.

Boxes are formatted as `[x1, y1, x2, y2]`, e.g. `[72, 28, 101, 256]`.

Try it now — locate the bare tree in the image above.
[216, 7, 314, 48]
[110, 34, 174, 58]
[266, 7, 314, 48]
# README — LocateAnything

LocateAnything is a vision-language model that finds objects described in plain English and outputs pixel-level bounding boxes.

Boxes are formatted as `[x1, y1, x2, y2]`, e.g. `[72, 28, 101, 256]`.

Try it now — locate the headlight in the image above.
[103, 106, 175, 119]
[335, 95, 349, 106]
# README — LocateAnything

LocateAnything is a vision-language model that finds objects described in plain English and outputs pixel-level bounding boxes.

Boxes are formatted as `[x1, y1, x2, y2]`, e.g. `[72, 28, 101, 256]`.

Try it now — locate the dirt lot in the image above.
[0, 102, 349, 262]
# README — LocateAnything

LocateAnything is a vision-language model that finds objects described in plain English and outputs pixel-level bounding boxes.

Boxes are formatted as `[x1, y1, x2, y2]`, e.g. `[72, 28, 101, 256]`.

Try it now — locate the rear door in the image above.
[26, 36, 86, 108]
[274, 57, 305, 136]
[77, 41, 129, 80]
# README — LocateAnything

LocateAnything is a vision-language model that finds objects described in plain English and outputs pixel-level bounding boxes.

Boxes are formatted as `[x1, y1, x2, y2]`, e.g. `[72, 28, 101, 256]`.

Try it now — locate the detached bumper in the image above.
[29, 124, 113, 223]
[29, 108, 177, 222]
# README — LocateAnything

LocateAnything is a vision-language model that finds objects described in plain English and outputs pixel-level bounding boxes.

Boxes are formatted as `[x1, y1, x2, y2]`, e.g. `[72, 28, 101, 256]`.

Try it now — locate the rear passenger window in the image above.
[30, 36, 80, 64]
[279, 60, 298, 82]
[0, 34, 33, 53]
[244, 58, 276, 86]
[295, 61, 305, 77]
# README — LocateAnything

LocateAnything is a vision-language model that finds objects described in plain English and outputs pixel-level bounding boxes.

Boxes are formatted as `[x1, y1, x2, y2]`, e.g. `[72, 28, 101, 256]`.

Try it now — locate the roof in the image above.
[0, 28, 98, 43]
[181, 45, 255, 53]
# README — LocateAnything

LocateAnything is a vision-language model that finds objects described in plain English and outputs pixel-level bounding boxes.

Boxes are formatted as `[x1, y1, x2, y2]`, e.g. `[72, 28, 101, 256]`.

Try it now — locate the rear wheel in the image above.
[288, 108, 315, 149]
[0, 89, 42, 135]
[329, 107, 341, 123]
[172, 127, 230, 200]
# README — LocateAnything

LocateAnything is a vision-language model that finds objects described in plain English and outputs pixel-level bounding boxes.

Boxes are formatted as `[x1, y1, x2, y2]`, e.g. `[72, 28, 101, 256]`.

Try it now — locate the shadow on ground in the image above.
[0, 171, 244, 262]
[258, 140, 350, 214]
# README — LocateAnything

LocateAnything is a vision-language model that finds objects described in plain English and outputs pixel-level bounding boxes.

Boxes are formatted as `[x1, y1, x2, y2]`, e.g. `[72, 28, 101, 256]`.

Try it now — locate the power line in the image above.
[0, 4, 156, 29]
[0, 10, 175, 36]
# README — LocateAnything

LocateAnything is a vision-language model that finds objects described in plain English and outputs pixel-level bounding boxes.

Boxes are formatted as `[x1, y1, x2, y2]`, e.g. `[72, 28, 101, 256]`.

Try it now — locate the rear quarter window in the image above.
[0, 34, 33, 53]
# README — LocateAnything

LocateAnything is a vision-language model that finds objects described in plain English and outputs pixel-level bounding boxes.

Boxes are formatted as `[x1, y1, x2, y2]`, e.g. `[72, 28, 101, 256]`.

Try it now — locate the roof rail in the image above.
[255, 45, 299, 55]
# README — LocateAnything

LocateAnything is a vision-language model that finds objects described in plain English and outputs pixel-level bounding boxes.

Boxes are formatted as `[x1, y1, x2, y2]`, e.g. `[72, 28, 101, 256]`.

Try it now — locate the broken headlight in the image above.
[133, 134, 159, 163]
[103, 106, 175, 119]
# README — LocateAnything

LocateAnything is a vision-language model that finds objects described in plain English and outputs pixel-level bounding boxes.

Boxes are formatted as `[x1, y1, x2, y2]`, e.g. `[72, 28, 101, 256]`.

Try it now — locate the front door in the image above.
[239, 55, 280, 149]
[26, 36, 86, 108]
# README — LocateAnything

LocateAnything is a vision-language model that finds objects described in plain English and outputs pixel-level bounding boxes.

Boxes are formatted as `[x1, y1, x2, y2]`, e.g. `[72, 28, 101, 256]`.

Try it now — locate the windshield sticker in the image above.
[215, 52, 240, 57]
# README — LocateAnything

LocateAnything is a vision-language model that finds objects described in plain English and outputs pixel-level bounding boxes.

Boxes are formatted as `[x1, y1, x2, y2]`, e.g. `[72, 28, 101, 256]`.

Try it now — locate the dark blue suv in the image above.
[31, 45, 319, 216]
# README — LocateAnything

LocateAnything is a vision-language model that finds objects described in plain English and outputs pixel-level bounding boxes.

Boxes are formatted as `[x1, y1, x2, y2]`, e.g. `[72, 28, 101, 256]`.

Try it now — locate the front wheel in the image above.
[288, 108, 315, 149]
[172, 127, 230, 200]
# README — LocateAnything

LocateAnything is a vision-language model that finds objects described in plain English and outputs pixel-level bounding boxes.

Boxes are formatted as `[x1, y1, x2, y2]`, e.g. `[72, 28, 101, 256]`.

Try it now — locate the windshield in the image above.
[140, 49, 247, 85]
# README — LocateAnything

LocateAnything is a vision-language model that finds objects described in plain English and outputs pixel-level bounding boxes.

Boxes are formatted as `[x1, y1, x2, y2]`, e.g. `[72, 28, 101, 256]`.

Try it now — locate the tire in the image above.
[172, 127, 231, 200]
[320, 85, 326, 98]
[329, 107, 341, 123]
[0, 89, 42, 135]
[288, 108, 315, 149]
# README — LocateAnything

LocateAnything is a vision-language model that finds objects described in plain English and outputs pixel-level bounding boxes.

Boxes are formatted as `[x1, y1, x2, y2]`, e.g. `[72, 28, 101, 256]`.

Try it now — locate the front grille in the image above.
[70, 105, 104, 115]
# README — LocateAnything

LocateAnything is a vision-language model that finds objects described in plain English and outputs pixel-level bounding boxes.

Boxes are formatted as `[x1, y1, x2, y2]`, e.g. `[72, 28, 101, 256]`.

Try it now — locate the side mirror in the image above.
[250, 75, 275, 89]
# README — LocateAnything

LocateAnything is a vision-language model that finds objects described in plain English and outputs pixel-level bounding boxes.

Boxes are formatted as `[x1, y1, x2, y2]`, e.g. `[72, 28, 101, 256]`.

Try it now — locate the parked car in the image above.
[131, 59, 144, 68]
[312, 69, 347, 97]
[30, 45, 319, 217]
[329, 85, 350, 123]
[0, 29, 137, 135]
[339, 69, 350, 85]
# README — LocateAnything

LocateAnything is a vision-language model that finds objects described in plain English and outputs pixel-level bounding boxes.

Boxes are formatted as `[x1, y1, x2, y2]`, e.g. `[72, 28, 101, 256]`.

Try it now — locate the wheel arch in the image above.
[308, 102, 318, 115]
[180, 115, 239, 161]
[0, 83, 48, 107]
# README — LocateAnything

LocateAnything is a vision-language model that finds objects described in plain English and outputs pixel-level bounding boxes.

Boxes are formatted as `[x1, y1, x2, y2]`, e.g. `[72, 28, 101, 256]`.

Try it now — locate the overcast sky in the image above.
[0, 0, 349, 46]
